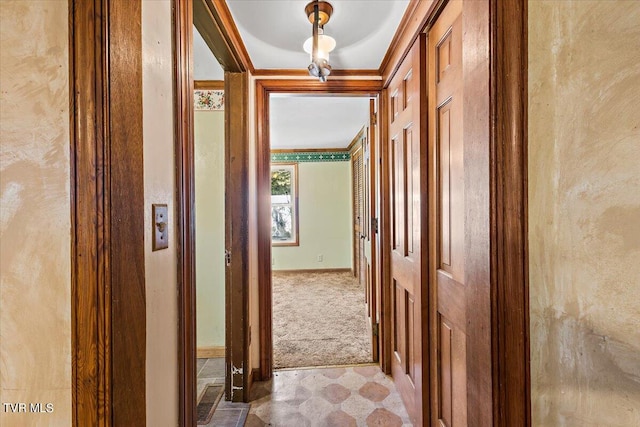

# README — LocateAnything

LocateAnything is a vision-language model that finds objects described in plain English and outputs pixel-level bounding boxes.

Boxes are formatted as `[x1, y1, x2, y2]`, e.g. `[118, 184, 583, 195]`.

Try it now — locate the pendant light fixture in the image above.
[303, 0, 335, 82]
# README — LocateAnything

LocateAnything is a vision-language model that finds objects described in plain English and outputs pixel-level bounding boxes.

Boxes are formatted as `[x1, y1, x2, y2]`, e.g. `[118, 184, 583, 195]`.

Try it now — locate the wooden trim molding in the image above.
[256, 79, 382, 95]
[197, 346, 226, 358]
[70, 2, 109, 423]
[195, 79, 224, 90]
[347, 126, 366, 153]
[176, 0, 253, 416]
[71, 0, 146, 424]
[272, 268, 353, 274]
[224, 72, 251, 402]
[270, 162, 299, 247]
[379, 0, 441, 87]
[377, 89, 392, 375]
[253, 68, 381, 78]
[256, 79, 383, 381]
[173, 0, 196, 424]
[194, 0, 253, 73]
[490, 0, 530, 424]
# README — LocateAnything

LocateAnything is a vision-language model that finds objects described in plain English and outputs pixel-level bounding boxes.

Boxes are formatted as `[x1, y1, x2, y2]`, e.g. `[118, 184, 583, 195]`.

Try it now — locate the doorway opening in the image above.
[192, 24, 229, 425]
[269, 94, 373, 369]
[268, 95, 376, 369]
[255, 81, 384, 381]
[175, 0, 252, 425]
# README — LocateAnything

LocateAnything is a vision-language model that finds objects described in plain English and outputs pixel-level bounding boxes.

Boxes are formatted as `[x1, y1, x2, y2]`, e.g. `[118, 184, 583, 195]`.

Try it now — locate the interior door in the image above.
[352, 148, 363, 278]
[388, 36, 427, 425]
[362, 101, 378, 360]
[428, 1, 467, 426]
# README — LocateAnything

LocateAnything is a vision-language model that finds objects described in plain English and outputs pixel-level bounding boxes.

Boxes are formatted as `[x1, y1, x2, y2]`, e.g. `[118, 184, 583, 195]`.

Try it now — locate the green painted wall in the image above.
[272, 161, 353, 271]
[195, 110, 225, 347]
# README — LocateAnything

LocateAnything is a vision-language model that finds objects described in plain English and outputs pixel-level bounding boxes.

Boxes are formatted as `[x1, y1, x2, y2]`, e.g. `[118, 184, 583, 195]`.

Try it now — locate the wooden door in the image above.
[388, 36, 427, 425]
[362, 101, 378, 360]
[428, 1, 467, 426]
[352, 148, 364, 279]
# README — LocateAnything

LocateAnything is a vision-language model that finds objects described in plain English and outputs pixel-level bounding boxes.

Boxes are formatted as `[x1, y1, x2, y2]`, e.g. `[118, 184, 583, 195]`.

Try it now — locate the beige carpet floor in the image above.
[272, 271, 373, 369]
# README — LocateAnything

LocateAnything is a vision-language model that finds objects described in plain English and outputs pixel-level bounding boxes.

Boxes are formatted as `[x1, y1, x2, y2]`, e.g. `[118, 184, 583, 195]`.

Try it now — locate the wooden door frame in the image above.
[70, 0, 146, 425]
[488, 1, 530, 423]
[351, 142, 363, 279]
[256, 80, 383, 380]
[174, 0, 253, 424]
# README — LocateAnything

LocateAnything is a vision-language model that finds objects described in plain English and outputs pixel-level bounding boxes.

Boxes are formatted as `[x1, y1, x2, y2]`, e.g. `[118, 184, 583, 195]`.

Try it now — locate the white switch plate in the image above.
[152, 204, 168, 251]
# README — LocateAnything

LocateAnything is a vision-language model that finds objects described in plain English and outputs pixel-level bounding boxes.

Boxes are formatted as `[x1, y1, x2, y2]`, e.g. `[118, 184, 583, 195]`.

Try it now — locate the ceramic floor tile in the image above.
[365, 407, 403, 427]
[197, 358, 248, 427]
[321, 383, 351, 404]
[322, 409, 358, 427]
[249, 365, 413, 427]
[200, 357, 225, 379]
[359, 381, 390, 402]
[197, 358, 207, 374]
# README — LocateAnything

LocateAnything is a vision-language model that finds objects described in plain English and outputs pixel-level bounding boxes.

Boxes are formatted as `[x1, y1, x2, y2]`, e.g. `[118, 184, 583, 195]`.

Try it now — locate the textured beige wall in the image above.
[195, 110, 225, 348]
[272, 161, 353, 270]
[0, 1, 71, 425]
[529, 1, 640, 426]
[142, 1, 178, 425]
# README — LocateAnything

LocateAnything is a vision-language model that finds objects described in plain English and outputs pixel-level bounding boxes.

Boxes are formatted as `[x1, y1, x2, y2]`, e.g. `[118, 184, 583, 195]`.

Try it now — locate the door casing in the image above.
[174, 0, 253, 425]
[255, 80, 383, 380]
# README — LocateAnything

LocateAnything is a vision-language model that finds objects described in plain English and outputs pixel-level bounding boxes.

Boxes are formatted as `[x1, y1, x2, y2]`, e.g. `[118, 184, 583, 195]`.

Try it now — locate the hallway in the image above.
[246, 365, 412, 426]
[3, 1, 639, 426]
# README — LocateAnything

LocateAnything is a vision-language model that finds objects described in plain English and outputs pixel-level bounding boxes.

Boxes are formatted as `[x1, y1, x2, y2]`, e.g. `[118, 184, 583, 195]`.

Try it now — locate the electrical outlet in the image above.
[317, 254, 323, 262]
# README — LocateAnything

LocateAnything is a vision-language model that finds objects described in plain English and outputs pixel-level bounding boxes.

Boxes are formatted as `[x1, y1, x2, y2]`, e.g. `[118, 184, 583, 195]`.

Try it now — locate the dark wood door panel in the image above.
[388, 35, 427, 426]
[429, 1, 467, 426]
[436, 271, 466, 331]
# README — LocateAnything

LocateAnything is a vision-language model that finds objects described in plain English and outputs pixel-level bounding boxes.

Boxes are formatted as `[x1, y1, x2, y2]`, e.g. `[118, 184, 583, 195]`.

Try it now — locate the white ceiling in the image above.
[226, 0, 410, 70]
[270, 96, 371, 149]
[194, 26, 225, 80]
[193, 2, 403, 150]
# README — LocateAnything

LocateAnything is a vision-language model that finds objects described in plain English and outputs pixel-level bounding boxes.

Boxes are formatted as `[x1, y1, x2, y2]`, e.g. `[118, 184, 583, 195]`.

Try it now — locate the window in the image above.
[271, 163, 299, 246]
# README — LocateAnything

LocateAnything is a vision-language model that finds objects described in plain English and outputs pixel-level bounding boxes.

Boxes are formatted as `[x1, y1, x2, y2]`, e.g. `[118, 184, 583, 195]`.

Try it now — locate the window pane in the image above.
[271, 205, 292, 240]
[271, 169, 291, 196]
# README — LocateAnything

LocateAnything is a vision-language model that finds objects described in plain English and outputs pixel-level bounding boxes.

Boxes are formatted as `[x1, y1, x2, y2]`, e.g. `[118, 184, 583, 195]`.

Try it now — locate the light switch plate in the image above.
[152, 204, 169, 251]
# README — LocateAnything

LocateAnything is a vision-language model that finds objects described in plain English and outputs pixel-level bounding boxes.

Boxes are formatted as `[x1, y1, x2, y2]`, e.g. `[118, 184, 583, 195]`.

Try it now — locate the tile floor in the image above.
[197, 357, 250, 427]
[245, 364, 413, 427]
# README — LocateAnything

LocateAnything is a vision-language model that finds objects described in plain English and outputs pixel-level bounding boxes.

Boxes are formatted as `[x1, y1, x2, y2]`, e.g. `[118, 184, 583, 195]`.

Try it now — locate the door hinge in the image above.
[225, 249, 231, 266]
[372, 217, 379, 234]
[372, 323, 379, 337]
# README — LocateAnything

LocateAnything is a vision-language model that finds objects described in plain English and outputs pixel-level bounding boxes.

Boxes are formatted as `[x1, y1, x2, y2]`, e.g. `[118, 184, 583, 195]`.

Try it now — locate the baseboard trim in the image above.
[272, 268, 352, 274]
[197, 346, 225, 358]
[248, 367, 259, 393]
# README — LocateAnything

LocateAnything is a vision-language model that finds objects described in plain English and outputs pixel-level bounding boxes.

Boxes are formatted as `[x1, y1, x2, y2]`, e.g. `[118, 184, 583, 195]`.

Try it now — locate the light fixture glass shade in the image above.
[303, 34, 336, 61]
